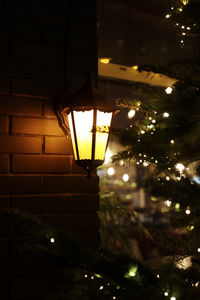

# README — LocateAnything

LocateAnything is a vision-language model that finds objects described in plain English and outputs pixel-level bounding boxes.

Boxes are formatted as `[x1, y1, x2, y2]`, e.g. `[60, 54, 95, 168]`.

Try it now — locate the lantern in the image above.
[63, 80, 117, 177]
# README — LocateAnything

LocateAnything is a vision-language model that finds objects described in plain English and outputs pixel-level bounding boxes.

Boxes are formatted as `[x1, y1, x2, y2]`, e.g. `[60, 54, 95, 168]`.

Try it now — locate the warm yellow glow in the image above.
[176, 256, 192, 269]
[68, 113, 78, 160]
[175, 163, 185, 173]
[95, 110, 112, 160]
[182, 0, 189, 5]
[104, 147, 112, 164]
[128, 109, 136, 119]
[73, 110, 93, 159]
[132, 65, 138, 70]
[100, 58, 111, 64]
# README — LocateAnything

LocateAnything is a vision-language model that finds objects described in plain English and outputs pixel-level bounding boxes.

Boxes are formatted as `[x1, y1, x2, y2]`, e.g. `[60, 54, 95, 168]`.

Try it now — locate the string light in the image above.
[164, 292, 169, 296]
[164, 200, 172, 207]
[197, 248, 200, 253]
[166, 14, 171, 18]
[165, 87, 173, 94]
[170, 297, 176, 300]
[166, 176, 170, 181]
[99, 286, 104, 290]
[185, 207, 191, 215]
[107, 167, 115, 176]
[140, 130, 145, 134]
[163, 112, 169, 118]
[152, 119, 156, 123]
[175, 163, 185, 173]
[143, 161, 149, 167]
[171, 140, 175, 144]
[128, 109, 136, 119]
[125, 266, 138, 278]
[122, 174, 129, 182]
[50, 237, 55, 243]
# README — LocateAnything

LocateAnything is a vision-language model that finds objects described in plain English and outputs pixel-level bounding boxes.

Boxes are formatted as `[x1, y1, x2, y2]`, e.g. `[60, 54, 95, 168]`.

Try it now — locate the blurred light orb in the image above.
[107, 167, 115, 176]
[163, 112, 169, 118]
[165, 87, 173, 94]
[122, 173, 129, 182]
[128, 109, 136, 119]
[104, 148, 112, 164]
[175, 163, 185, 173]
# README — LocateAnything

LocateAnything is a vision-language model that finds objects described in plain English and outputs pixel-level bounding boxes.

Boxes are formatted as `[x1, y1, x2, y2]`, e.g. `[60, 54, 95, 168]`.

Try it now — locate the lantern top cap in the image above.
[62, 75, 118, 113]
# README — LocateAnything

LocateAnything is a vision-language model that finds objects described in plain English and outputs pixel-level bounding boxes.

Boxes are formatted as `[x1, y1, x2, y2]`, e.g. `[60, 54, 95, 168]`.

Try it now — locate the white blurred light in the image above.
[164, 200, 172, 207]
[107, 167, 115, 176]
[119, 160, 124, 166]
[165, 87, 173, 94]
[122, 174, 129, 182]
[175, 163, 185, 173]
[143, 161, 149, 167]
[104, 148, 112, 164]
[171, 140, 175, 144]
[176, 256, 192, 269]
[50, 237, 55, 243]
[128, 109, 136, 119]
[164, 292, 169, 296]
[185, 208, 191, 215]
[170, 297, 176, 300]
[163, 112, 169, 118]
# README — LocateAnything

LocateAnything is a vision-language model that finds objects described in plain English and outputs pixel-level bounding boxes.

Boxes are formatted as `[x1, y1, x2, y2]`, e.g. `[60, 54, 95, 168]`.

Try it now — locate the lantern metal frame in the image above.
[61, 79, 118, 178]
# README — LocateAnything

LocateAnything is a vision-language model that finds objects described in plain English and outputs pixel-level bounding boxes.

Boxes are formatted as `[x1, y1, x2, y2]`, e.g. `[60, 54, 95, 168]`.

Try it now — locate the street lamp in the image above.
[62, 78, 117, 177]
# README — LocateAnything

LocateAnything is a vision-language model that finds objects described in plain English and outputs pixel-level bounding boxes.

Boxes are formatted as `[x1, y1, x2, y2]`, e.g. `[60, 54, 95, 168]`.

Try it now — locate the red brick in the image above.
[45, 137, 73, 154]
[0, 95, 42, 116]
[0, 196, 10, 209]
[12, 117, 64, 136]
[11, 21, 42, 43]
[44, 175, 99, 193]
[0, 155, 9, 173]
[12, 155, 71, 173]
[0, 239, 10, 258]
[0, 75, 9, 93]
[12, 41, 64, 62]
[11, 77, 64, 98]
[0, 175, 42, 194]
[45, 212, 99, 231]
[43, 101, 55, 116]
[13, 193, 99, 213]
[0, 136, 42, 154]
[0, 116, 8, 133]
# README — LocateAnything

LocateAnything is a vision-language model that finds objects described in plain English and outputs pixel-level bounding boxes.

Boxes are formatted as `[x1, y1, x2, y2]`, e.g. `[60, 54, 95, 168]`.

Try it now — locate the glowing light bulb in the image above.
[107, 167, 115, 176]
[175, 203, 180, 210]
[119, 160, 124, 166]
[140, 130, 145, 134]
[100, 58, 111, 64]
[99, 286, 104, 290]
[164, 292, 169, 296]
[165, 87, 173, 94]
[170, 297, 176, 300]
[164, 200, 172, 207]
[166, 176, 170, 181]
[185, 208, 191, 215]
[163, 112, 169, 118]
[171, 140, 175, 144]
[132, 65, 138, 70]
[143, 161, 149, 167]
[128, 109, 136, 119]
[182, 32, 186, 35]
[50, 237, 55, 243]
[175, 163, 185, 173]
[187, 26, 190, 30]
[122, 173, 129, 182]
[156, 274, 160, 278]
[126, 266, 137, 278]
[197, 248, 200, 253]
[152, 119, 156, 123]
[165, 14, 171, 18]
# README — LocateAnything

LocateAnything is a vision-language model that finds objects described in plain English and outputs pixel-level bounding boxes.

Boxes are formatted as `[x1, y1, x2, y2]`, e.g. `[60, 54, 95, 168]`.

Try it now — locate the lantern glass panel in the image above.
[95, 110, 112, 160]
[68, 112, 77, 160]
[73, 110, 93, 159]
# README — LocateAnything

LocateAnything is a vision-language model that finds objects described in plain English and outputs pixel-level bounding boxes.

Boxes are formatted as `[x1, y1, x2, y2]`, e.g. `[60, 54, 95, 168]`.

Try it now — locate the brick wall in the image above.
[0, 1, 99, 298]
